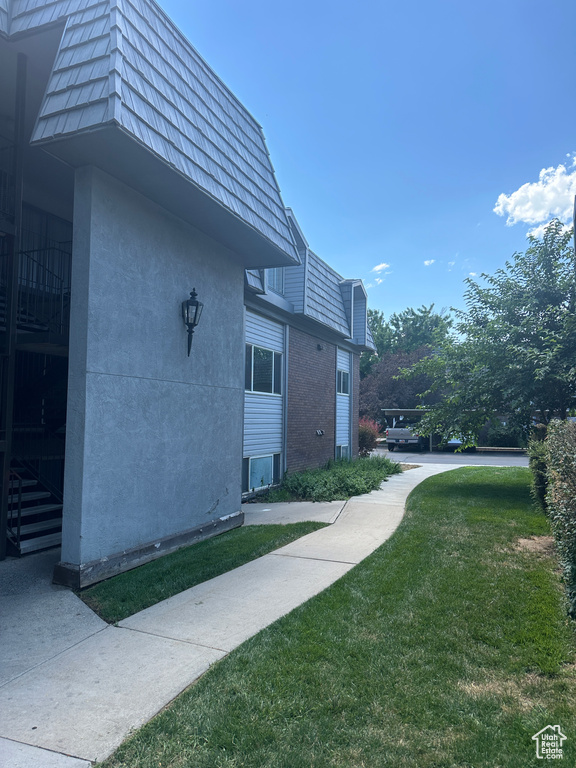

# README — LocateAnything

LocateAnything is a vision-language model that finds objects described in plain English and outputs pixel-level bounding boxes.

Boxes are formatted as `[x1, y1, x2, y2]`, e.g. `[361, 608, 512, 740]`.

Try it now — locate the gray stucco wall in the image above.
[61, 166, 245, 569]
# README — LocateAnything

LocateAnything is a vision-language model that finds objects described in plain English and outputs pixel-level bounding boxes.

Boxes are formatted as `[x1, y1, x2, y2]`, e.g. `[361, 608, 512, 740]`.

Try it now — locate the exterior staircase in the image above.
[0, 286, 51, 334]
[7, 467, 63, 555]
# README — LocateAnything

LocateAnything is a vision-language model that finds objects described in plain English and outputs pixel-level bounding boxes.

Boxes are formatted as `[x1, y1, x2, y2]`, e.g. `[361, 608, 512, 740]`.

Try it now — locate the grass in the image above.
[100, 467, 576, 768]
[80, 522, 326, 623]
[259, 455, 402, 502]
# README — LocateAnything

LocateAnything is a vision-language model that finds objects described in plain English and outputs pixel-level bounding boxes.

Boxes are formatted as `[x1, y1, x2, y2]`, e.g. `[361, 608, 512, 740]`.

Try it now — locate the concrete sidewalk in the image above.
[0, 462, 460, 766]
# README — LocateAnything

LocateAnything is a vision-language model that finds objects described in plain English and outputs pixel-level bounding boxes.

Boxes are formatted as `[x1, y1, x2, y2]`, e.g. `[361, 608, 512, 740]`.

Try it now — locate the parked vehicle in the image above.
[385, 423, 428, 452]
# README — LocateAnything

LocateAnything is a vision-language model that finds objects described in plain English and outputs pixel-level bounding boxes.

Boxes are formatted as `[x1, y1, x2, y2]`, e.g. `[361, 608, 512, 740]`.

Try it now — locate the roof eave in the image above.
[32, 123, 300, 268]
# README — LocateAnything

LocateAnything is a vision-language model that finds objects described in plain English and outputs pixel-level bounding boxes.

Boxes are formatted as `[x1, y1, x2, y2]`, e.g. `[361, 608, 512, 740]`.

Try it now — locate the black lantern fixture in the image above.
[182, 288, 203, 356]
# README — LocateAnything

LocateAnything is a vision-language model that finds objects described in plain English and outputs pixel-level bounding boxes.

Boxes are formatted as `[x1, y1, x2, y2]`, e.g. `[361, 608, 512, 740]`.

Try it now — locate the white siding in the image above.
[336, 349, 351, 448]
[244, 393, 283, 455]
[337, 348, 350, 372]
[245, 309, 284, 351]
[336, 395, 350, 446]
[244, 310, 284, 457]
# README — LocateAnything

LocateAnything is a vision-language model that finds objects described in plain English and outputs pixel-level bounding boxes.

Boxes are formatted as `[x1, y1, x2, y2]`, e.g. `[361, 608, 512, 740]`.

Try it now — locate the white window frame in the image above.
[336, 445, 350, 460]
[243, 453, 282, 492]
[245, 344, 283, 395]
[337, 369, 350, 395]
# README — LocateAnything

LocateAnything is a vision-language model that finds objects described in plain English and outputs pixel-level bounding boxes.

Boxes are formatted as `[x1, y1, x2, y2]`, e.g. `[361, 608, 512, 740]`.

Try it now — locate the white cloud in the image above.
[494, 159, 576, 232]
[447, 260, 455, 267]
[375, 277, 383, 285]
[424, 259, 435, 266]
[525, 220, 573, 240]
[371, 262, 390, 273]
[469, 272, 477, 277]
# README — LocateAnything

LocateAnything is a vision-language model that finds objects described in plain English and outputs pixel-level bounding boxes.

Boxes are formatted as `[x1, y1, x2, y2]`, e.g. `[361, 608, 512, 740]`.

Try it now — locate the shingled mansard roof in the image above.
[3, 0, 299, 267]
[246, 209, 375, 350]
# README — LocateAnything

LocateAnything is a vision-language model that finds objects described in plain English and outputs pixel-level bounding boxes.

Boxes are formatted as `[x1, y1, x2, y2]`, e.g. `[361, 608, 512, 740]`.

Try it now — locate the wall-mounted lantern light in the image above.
[182, 288, 203, 356]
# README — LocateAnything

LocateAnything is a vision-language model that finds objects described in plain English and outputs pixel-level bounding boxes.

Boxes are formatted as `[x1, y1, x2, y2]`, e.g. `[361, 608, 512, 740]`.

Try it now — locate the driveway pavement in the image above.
[376, 446, 529, 467]
[0, 461, 469, 766]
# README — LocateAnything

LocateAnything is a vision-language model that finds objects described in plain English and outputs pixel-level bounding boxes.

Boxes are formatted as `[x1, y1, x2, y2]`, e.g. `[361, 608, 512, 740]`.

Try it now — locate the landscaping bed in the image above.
[256, 455, 402, 502]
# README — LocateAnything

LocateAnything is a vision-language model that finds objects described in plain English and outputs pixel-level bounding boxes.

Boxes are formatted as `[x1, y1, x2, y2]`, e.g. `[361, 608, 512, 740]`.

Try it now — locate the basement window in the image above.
[242, 454, 281, 492]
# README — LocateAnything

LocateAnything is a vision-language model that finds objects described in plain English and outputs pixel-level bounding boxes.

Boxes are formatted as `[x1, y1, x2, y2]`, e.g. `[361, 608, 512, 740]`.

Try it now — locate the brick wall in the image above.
[287, 327, 336, 472]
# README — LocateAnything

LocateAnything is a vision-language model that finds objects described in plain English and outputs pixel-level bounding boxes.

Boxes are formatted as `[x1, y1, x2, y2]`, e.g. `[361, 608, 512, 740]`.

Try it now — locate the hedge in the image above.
[545, 420, 576, 616]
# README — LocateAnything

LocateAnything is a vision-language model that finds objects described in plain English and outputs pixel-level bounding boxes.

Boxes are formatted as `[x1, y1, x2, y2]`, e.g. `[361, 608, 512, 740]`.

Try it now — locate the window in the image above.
[337, 369, 350, 395]
[242, 454, 281, 492]
[336, 445, 350, 460]
[267, 268, 284, 295]
[245, 344, 282, 394]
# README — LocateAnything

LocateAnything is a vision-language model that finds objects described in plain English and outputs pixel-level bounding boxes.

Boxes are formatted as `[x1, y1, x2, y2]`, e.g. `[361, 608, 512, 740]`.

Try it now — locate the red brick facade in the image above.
[286, 328, 360, 471]
[286, 327, 337, 472]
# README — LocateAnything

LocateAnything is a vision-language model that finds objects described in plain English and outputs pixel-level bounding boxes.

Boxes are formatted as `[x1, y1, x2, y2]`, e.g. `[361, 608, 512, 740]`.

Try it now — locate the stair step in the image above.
[8, 478, 37, 489]
[8, 490, 50, 504]
[18, 518, 62, 537]
[17, 532, 62, 554]
[8, 503, 63, 520]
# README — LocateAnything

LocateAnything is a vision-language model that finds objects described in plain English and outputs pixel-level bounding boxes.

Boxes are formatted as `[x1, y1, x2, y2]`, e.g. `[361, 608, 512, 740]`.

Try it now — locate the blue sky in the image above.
[161, 0, 576, 318]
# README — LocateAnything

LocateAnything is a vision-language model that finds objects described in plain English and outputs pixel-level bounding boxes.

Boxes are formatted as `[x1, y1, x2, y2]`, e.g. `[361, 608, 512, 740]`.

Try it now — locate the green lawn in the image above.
[100, 467, 576, 767]
[81, 522, 326, 623]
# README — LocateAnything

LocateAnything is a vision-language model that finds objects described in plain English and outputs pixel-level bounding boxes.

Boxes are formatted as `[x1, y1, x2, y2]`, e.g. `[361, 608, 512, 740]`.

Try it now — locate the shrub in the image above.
[484, 421, 526, 447]
[268, 456, 401, 502]
[528, 424, 548, 510]
[545, 420, 576, 615]
[358, 417, 380, 457]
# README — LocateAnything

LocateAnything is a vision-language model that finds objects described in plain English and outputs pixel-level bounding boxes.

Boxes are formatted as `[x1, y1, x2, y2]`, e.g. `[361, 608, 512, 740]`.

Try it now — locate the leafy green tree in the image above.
[388, 304, 452, 354]
[360, 304, 451, 377]
[405, 220, 576, 445]
[360, 347, 440, 423]
[360, 309, 393, 378]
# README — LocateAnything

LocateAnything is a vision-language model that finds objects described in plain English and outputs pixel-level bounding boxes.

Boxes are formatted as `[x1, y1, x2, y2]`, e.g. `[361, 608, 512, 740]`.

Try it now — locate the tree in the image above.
[361, 304, 451, 377]
[387, 304, 452, 353]
[360, 309, 394, 378]
[360, 347, 441, 423]
[404, 220, 576, 445]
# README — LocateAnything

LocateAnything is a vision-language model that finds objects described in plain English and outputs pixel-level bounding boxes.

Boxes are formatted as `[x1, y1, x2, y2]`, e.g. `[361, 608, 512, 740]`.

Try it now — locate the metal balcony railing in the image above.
[0, 246, 71, 337]
[17, 248, 71, 336]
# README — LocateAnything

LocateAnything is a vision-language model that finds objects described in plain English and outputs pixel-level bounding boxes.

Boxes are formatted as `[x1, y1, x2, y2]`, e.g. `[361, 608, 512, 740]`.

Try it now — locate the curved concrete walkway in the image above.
[0, 462, 460, 767]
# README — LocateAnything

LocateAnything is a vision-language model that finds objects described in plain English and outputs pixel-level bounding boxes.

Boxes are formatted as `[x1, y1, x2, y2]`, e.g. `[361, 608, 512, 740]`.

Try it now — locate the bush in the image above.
[528, 424, 548, 510]
[484, 421, 526, 448]
[545, 420, 576, 615]
[358, 417, 380, 457]
[268, 456, 402, 502]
